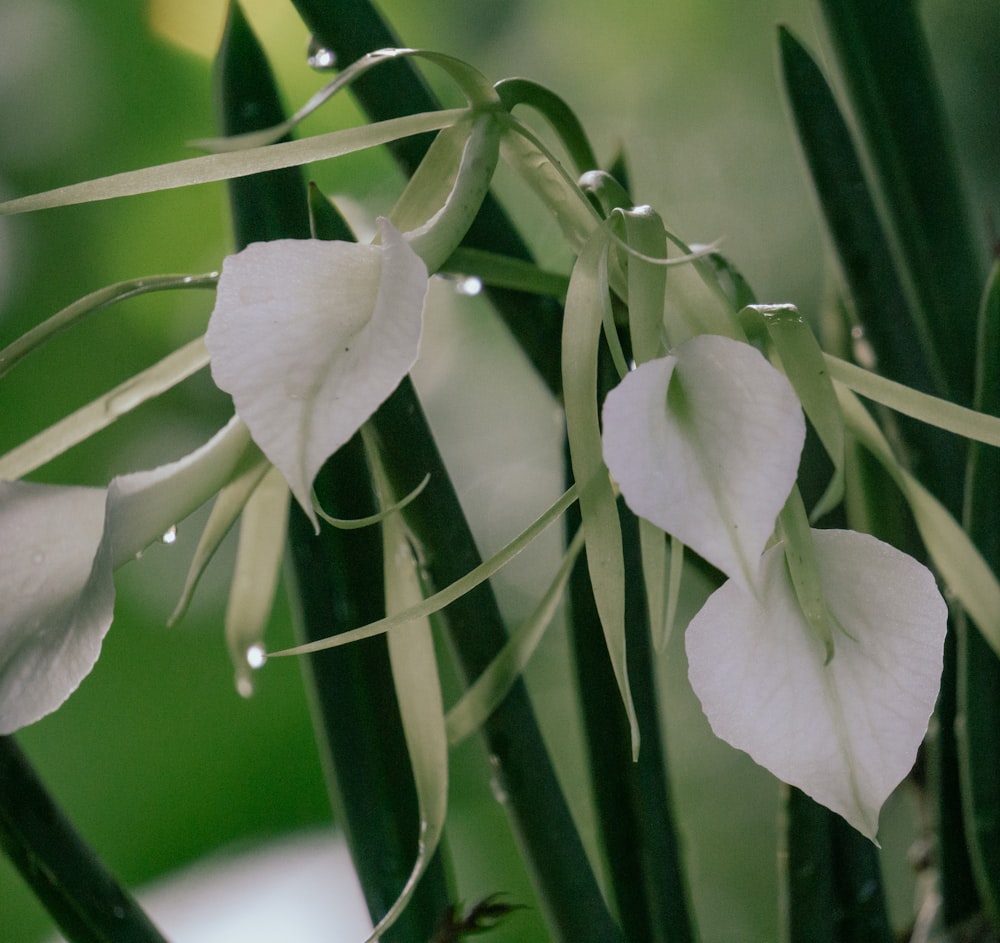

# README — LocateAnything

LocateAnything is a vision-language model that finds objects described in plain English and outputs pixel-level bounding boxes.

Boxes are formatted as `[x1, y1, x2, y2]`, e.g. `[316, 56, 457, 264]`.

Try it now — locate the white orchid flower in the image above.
[602, 333, 806, 592]
[0, 216, 431, 734]
[0, 417, 256, 734]
[205, 218, 428, 531]
[600, 330, 948, 840]
[686, 528, 946, 841]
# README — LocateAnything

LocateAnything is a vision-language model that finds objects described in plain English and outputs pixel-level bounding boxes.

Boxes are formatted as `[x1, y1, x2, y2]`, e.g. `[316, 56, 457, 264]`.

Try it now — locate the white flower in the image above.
[600, 332, 947, 840]
[205, 218, 428, 529]
[0, 418, 255, 733]
[602, 333, 806, 591]
[685, 529, 946, 840]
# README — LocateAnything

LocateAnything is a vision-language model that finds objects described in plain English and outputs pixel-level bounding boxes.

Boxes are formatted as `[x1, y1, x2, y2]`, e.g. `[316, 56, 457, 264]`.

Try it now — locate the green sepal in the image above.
[742, 304, 845, 520]
[779, 487, 835, 662]
[562, 224, 640, 757]
[495, 77, 599, 174]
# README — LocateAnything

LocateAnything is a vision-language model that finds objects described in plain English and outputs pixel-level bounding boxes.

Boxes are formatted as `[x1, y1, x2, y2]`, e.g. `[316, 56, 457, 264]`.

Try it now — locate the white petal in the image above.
[0, 417, 256, 734]
[0, 482, 111, 734]
[685, 529, 946, 840]
[602, 334, 805, 589]
[206, 219, 428, 527]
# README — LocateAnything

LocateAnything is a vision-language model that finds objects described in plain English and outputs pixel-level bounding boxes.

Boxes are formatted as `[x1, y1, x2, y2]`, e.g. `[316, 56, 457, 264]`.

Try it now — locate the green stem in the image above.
[816, 0, 985, 408]
[568, 495, 697, 943]
[780, 789, 893, 943]
[957, 263, 1000, 925]
[215, 6, 450, 939]
[0, 737, 169, 943]
[369, 377, 622, 943]
[780, 788, 835, 943]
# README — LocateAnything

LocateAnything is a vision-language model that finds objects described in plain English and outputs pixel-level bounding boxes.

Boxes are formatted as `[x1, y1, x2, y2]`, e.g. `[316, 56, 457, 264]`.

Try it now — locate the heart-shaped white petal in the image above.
[0, 482, 111, 735]
[206, 219, 428, 527]
[0, 417, 255, 734]
[685, 529, 946, 840]
[602, 334, 805, 589]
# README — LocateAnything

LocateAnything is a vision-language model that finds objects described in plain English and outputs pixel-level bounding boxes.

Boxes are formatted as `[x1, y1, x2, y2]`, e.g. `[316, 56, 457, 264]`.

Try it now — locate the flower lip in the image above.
[205, 218, 429, 529]
[601, 333, 806, 591]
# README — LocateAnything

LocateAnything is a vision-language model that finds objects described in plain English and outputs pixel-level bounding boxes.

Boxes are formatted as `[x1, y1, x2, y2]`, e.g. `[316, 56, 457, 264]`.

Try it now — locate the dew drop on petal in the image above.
[161, 525, 178, 545]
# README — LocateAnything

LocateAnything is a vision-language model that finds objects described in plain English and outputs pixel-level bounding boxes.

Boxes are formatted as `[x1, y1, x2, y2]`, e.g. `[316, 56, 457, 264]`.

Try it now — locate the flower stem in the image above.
[370, 377, 622, 943]
[0, 737, 169, 943]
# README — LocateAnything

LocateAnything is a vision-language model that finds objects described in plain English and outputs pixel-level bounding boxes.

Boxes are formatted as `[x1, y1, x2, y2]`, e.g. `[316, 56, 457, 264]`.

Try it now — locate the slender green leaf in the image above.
[958, 261, 1000, 924]
[271, 484, 578, 656]
[0, 110, 465, 217]
[562, 225, 639, 756]
[0, 274, 216, 380]
[836, 386, 1000, 657]
[0, 337, 209, 481]
[494, 77, 599, 174]
[168, 451, 272, 626]
[446, 528, 585, 746]
[827, 355, 1000, 447]
[364, 440, 448, 943]
[814, 2, 983, 407]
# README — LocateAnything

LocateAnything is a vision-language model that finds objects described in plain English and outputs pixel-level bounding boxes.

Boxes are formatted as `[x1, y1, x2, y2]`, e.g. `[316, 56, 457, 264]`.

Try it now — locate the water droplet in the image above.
[488, 754, 509, 805]
[455, 275, 482, 297]
[246, 644, 267, 669]
[850, 324, 877, 369]
[307, 36, 337, 71]
[161, 525, 178, 545]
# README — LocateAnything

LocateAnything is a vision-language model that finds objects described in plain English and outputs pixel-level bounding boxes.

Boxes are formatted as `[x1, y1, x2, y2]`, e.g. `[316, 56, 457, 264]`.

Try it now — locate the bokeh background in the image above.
[1, 0, 997, 940]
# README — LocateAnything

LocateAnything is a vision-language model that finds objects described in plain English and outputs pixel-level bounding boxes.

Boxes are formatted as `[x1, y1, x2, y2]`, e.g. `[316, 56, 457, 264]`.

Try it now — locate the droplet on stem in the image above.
[307, 36, 337, 71]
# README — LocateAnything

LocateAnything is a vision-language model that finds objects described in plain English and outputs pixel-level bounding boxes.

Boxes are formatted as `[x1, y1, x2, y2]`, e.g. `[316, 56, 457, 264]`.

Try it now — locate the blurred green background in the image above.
[1, 0, 997, 940]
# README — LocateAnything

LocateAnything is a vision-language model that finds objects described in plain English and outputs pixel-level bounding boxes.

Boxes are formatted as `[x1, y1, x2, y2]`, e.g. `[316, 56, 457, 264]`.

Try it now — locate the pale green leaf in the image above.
[0, 337, 210, 481]
[837, 385, 1000, 656]
[169, 453, 273, 626]
[365, 441, 447, 943]
[563, 225, 639, 757]
[446, 527, 585, 745]
[269, 484, 578, 657]
[0, 273, 216, 380]
[828, 354, 1000, 447]
[0, 110, 465, 216]
[226, 466, 290, 698]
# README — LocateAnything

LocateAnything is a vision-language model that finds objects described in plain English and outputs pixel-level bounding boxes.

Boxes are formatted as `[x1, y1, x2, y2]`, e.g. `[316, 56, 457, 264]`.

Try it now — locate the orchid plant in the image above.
[2, 2, 999, 941]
